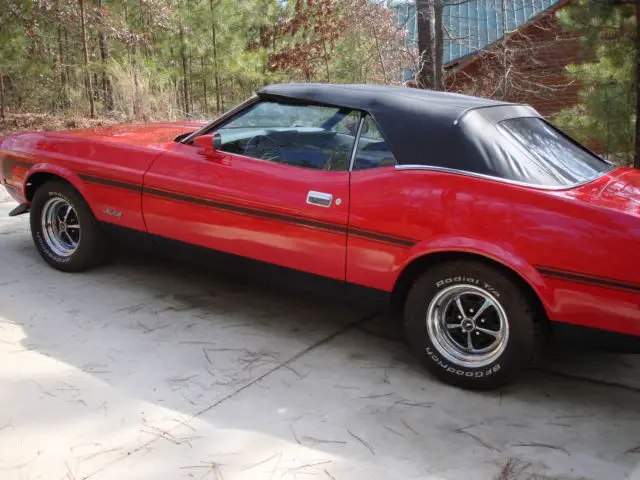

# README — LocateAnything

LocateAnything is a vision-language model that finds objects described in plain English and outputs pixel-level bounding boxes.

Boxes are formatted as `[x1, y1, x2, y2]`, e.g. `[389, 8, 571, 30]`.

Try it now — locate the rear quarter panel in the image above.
[1, 132, 164, 231]
[348, 168, 640, 337]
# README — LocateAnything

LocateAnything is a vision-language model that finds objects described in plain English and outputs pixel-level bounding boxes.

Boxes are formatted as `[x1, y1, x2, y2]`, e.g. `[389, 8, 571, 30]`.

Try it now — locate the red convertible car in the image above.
[1, 83, 639, 389]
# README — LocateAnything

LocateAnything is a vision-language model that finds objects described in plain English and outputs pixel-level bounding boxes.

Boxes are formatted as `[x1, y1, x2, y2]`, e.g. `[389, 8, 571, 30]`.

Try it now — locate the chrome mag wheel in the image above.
[426, 284, 509, 368]
[41, 197, 81, 257]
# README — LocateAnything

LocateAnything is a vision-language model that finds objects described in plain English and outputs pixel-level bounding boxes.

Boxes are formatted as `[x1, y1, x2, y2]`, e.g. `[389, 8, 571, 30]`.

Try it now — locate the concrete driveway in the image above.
[0, 200, 639, 480]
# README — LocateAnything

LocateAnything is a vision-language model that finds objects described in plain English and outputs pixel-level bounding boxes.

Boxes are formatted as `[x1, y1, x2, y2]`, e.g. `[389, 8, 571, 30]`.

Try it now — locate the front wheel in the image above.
[404, 261, 538, 390]
[30, 180, 107, 272]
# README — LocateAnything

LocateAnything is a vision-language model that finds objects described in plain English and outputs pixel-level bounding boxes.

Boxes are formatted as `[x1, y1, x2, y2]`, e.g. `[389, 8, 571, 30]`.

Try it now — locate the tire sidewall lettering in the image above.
[425, 347, 501, 378]
[436, 277, 500, 298]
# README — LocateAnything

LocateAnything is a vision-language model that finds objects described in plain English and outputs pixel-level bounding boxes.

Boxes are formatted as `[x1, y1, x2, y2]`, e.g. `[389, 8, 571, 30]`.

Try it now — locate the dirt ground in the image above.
[0, 199, 639, 480]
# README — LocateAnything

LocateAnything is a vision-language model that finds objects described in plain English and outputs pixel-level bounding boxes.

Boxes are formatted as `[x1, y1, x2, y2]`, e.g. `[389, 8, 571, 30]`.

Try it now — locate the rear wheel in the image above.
[404, 261, 537, 390]
[30, 180, 107, 272]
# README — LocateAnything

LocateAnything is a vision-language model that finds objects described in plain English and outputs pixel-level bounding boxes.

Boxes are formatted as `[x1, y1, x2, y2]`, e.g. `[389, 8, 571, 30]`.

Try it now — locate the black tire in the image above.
[404, 261, 537, 390]
[30, 180, 107, 272]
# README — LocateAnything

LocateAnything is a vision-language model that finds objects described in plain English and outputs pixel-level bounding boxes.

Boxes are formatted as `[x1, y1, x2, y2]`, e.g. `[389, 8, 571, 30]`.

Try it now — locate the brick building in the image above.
[394, 0, 582, 119]
[444, 0, 582, 120]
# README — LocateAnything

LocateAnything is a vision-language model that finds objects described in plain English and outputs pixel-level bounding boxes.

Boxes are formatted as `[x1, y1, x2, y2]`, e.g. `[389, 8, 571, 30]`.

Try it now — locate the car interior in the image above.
[198, 101, 398, 171]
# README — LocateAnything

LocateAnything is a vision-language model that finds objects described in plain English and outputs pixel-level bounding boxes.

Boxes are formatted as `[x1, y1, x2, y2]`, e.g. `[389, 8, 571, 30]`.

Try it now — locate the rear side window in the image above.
[499, 118, 613, 186]
[352, 115, 398, 170]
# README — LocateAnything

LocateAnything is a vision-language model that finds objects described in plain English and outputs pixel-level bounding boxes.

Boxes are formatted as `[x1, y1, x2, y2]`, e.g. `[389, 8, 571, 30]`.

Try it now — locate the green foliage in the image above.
[555, 0, 636, 164]
[0, 0, 410, 121]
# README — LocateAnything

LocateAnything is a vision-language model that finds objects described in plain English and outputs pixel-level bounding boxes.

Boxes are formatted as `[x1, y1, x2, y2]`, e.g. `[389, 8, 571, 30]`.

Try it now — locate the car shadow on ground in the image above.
[1, 227, 639, 479]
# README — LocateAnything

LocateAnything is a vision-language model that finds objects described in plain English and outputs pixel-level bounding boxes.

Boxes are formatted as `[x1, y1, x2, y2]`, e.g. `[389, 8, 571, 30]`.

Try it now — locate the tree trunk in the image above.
[434, 0, 444, 90]
[132, 45, 141, 118]
[79, 0, 95, 118]
[322, 40, 331, 82]
[57, 24, 69, 108]
[371, 26, 388, 84]
[64, 28, 72, 89]
[179, 25, 190, 116]
[202, 56, 208, 114]
[210, 0, 222, 113]
[57, 25, 66, 88]
[97, 0, 114, 111]
[0, 72, 5, 121]
[189, 44, 194, 114]
[635, 0, 640, 167]
[416, 0, 437, 89]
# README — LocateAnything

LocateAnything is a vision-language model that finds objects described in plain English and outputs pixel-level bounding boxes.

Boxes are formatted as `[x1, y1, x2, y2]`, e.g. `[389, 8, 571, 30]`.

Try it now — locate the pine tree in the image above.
[555, 0, 637, 166]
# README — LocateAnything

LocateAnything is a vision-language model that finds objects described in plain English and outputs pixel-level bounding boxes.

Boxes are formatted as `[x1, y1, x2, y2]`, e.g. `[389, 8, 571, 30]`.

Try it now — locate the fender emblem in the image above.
[103, 208, 122, 217]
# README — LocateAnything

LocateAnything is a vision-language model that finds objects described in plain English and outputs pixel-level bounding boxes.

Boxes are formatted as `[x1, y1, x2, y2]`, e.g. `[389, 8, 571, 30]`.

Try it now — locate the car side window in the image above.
[352, 115, 398, 170]
[211, 101, 358, 171]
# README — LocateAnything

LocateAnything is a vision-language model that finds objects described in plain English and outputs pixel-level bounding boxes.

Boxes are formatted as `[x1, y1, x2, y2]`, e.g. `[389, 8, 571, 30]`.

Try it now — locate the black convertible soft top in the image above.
[258, 83, 544, 182]
[259, 83, 508, 123]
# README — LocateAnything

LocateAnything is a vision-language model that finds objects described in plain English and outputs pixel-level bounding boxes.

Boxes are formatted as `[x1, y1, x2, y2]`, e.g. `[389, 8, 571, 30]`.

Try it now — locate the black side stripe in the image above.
[3, 157, 418, 249]
[8, 160, 33, 170]
[2, 157, 34, 181]
[145, 184, 419, 246]
[78, 174, 142, 192]
[349, 228, 417, 247]
[144, 186, 348, 235]
[144, 186, 418, 248]
[536, 265, 640, 294]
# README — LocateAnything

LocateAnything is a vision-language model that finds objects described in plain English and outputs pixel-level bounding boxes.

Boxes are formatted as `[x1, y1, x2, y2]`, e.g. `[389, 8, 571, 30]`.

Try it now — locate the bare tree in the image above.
[179, 24, 190, 115]
[210, 0, 223, 113]
[79, 0, 95, 118]
[448, 5, 577, 94]
[635, 0, 639, 167]
[0, 72, 5, 121]
[416, 0, 444, 90]
[97, 0, 114, 112]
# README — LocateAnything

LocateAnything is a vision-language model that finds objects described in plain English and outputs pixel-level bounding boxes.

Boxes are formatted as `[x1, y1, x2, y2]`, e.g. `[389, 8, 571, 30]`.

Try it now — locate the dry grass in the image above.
[495, 458, 532, 480]
[0, 113, 120, 137]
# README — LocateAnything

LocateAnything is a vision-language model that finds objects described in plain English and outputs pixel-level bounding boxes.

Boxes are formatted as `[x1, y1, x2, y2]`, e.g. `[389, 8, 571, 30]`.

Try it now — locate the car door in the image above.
[142, 100, 360, 281]
[346, 114, 413, 291]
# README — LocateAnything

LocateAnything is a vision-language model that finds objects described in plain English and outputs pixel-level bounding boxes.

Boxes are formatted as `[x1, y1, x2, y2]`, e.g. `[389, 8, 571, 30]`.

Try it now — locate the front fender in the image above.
[25, 163, 87, 197]
[23, 163, 93, 212]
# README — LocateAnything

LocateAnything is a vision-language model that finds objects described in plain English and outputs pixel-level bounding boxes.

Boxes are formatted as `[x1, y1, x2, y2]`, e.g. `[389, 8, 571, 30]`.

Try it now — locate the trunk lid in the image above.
[565, 167, 640, 218]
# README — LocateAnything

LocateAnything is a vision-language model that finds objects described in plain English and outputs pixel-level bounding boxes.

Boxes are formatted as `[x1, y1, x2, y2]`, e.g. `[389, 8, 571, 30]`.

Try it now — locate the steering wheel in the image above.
[245, 135, 281, 162]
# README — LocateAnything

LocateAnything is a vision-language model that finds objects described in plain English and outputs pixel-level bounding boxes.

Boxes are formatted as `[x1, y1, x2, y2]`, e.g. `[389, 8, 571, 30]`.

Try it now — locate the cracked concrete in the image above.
[0, 200, 639, 480]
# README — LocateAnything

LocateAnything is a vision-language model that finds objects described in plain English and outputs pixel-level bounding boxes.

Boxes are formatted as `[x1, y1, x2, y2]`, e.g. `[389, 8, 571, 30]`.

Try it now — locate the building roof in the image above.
[393, 0, 563, 65]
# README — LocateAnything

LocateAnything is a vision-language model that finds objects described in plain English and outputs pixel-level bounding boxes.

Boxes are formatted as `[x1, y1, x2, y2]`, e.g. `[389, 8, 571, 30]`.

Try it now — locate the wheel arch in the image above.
[391, 250, 552, 330]
[24, 165, 88, 203]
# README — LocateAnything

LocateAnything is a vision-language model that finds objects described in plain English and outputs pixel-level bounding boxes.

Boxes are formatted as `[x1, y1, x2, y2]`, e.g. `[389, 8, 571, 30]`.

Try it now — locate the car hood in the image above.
[567, 167, 640, 218]
[46, 121, 207, 148]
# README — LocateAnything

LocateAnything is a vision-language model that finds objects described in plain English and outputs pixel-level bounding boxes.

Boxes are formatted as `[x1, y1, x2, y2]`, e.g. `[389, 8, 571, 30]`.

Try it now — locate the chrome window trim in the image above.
[394, 164, 614, 191]
[180, 95, 260, 144]
[349, 113, 400, 172]
[348, 115, 365, 172]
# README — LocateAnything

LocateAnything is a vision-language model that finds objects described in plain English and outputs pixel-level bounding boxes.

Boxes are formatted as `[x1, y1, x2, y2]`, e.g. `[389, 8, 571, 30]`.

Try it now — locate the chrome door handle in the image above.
[307, 191, 333, 208]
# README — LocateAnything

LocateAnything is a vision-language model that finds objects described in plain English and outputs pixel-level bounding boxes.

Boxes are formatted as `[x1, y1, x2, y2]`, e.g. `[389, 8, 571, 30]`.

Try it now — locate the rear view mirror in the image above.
[193, 133, 222, 153]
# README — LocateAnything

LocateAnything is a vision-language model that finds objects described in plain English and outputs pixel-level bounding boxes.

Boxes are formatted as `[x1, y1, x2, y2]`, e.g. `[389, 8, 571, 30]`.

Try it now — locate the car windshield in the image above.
[220, 101, 347, 129]
[498, 117, 614, 187]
